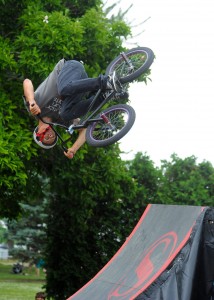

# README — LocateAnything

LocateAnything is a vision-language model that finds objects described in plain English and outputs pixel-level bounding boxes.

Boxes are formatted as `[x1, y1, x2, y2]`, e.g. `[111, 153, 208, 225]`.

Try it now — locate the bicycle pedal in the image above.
[67, 125, 74, 134]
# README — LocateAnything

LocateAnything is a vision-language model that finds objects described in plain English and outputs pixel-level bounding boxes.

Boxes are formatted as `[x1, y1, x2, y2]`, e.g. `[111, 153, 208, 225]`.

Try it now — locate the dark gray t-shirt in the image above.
[34, 59, 65, 121]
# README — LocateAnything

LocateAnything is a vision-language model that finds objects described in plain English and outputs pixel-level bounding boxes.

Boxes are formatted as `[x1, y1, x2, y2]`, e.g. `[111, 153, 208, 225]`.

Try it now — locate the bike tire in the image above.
[86, 104, 136, 147]
[105, 47, 154, 84]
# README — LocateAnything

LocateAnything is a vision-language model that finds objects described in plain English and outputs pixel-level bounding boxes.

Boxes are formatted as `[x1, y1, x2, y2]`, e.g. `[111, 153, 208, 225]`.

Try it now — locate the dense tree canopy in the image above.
[126, 152, 162, 211]
[45, 145, 138, 298]
[157, 153, 214, 206]
[0, 0, 131, 218]
[7, 201, 47, 263]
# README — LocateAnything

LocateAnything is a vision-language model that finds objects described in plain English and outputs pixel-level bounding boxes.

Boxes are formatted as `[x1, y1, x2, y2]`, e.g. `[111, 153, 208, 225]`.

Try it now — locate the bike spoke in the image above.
[91, 110, 128, 141]
[115, 52, 148, 78]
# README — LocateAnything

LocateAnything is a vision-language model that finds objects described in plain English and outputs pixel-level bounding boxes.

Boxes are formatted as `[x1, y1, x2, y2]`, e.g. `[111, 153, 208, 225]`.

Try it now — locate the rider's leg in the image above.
[57, 60, 108, 97]
[57, 60, 108, 122]
[60, 94, 104, 122]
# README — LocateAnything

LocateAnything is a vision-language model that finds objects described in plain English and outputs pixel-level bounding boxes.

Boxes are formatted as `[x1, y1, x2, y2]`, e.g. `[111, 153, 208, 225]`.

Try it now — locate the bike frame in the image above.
[38, 88, 118, 151]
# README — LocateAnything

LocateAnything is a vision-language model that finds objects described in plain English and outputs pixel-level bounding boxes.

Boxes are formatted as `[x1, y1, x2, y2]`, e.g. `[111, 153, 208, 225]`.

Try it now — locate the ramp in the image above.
[67, 204, 213, 300]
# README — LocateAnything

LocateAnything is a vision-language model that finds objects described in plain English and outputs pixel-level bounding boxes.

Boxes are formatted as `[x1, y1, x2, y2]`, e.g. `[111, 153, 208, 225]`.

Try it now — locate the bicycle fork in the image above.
[100, 113, 114, 130]
[120, 52, 135, 72]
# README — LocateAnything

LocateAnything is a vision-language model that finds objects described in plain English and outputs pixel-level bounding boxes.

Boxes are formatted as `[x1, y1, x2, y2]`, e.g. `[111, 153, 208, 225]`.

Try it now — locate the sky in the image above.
[107, 0, 214, 167]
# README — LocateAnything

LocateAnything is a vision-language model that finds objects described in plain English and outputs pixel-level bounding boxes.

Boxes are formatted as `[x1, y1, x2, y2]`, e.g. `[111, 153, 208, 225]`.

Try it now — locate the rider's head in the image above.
[33, 125, 58, 149]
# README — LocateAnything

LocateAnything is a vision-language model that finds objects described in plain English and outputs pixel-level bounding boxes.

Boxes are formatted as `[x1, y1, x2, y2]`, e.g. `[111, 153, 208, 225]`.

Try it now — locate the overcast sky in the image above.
[107, 0, 214, 167]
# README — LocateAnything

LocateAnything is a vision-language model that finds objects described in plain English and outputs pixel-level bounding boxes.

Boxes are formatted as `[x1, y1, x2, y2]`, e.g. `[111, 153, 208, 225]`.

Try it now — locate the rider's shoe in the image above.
[106, 71, 122, 92]
[72, 118, 80, 125]
[116, 91, 129, 99]
[55, 117, 80, 127]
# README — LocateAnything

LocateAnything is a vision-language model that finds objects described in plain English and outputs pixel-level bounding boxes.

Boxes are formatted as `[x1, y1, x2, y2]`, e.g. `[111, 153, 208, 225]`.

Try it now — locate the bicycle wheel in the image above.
[86, 104, 136, 147]
[105, 47, 154, 84]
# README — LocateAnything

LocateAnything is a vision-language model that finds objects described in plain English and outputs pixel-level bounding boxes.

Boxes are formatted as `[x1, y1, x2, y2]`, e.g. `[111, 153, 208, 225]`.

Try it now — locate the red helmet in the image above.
[33, 126, 58, 149]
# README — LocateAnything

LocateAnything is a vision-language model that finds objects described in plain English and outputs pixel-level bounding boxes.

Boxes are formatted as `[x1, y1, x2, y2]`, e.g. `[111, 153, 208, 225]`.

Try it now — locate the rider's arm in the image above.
[64, 128, 86, 159]
[23, 79, 41, 115]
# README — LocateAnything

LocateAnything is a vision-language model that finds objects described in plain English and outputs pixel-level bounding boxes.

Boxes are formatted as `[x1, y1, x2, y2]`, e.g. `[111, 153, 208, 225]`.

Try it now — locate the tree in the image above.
[0, 36, 36, 218]
[0, 0, 131, 218]
[7, 201, 47, 264]
[126, 152, 162, 211]
[0, 221, 7, 244]
[158, 153, 214, 206]
[45, 144, 137, 299]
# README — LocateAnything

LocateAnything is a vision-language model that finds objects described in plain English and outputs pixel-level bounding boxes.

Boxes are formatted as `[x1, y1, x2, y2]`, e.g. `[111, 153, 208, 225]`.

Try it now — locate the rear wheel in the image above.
[105, 47, 154, 84]
[86, 104, 136, 147]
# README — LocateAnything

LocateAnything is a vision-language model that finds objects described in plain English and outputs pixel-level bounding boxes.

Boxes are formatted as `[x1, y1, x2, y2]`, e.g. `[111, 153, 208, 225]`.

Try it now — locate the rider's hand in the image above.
[64, 148, 75, 159]
[29, 101, 41, 115]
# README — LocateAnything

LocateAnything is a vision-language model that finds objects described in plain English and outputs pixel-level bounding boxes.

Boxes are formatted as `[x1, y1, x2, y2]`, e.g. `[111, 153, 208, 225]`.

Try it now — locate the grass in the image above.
[0, 259, 46, 300]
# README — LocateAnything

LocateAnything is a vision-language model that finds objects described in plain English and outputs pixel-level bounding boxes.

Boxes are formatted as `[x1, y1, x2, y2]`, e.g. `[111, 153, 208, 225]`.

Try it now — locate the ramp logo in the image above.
[108, 231, 178, 300]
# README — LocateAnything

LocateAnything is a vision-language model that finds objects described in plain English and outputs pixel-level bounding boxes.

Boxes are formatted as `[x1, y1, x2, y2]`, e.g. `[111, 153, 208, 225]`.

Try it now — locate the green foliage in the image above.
[16, 9, 85, 75]
[44, 145, 137, 299]
[158, 154, 214, 206]
[0, 0, 132, 220]
[105, 1, 133, 23]
[0, 37, 16, 70]
[0, 222, 7, 244]
[0, 0, 25, 38]
[0, 91, 36, 218]
[62, 0, 102, 18]
[126, 152, 214, 209]
[7, 202, 47, 263]
[125, 152, 162, 211]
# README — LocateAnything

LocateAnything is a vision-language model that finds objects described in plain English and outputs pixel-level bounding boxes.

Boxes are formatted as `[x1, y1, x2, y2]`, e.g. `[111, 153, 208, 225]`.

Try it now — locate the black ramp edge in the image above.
[67, 204, 207, 300]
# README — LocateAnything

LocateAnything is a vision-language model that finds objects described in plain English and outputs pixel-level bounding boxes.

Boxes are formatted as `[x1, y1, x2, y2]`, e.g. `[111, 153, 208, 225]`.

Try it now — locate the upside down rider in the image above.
[23, 59, 119, 159]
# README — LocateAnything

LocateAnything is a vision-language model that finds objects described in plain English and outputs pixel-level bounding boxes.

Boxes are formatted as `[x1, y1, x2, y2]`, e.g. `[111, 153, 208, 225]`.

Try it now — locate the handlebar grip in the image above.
[30, 103, 40, 114]
[62, 146, 68, 152]
[29, 103, 41, 118]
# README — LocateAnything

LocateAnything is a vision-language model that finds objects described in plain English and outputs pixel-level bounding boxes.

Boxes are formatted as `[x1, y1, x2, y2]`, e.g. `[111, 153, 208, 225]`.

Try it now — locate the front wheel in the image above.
[86, 104, 136, 147]
[105, 47, 154, 84]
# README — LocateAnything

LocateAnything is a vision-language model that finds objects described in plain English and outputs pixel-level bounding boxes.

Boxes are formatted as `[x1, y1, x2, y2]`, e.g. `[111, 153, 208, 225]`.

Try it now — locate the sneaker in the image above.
[73, 118, 80, 125]
[116, 91, 129, 99]
[56, 117, 80, 127]
[106, 71, 122, 92]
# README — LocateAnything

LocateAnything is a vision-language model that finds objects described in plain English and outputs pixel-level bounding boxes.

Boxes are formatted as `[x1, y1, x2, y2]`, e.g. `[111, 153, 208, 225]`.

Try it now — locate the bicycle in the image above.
[38, 47, 154, 151]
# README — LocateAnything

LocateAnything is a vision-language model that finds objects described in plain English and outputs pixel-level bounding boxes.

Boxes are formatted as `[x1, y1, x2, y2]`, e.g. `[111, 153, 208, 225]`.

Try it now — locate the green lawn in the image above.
[0, 260, 46, 300]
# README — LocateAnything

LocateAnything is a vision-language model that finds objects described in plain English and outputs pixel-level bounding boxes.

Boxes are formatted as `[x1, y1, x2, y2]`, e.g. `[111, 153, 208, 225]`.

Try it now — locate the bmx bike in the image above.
[38, 47, 154, 151]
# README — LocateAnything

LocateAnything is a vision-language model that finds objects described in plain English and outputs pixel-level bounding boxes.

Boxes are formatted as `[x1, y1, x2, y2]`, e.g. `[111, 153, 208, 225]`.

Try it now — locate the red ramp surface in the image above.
[67, 204, 211, 300]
